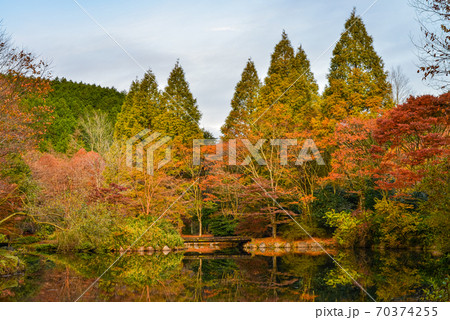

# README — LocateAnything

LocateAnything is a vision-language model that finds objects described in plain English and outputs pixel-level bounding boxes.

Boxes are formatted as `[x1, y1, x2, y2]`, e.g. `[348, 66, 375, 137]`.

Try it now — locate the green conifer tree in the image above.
[254, 31, 319, 131]
[114, 80, 139, 140]
[153, 61, 202, 140]
[259, 30, 295, 104]
[287, 45, 319, 127]
[221, 58, 261, 139]
[114, 70, 160, 139]
[322, 9, 392, 120]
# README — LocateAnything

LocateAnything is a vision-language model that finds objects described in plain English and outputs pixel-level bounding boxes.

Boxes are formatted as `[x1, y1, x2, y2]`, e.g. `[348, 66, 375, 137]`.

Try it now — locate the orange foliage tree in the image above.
[0, 26, 52, 160]
[0, 26, 52, 231]
[20, 149, 104, 226]
[28, 149, 104, 198]
[325, 117, 379, 210]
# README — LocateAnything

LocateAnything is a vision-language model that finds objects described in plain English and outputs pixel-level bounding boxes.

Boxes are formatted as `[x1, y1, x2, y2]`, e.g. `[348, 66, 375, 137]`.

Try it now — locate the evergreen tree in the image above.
[322, 9, 392, 120]
[221, 58, 261, 139]
[287, 45, 319, 127]
[114, 70, 160, 140]
[114, 80, 139, 140]
[255, 31, 319, 132]
[258, 30, 295, 106]
[153, 61, 202, 140]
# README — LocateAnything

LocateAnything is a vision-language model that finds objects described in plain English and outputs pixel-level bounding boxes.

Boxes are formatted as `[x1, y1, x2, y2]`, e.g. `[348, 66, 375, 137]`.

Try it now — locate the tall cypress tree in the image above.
[133, 70, 161, 127]
[114, 70, 160, 139]
[258, 30, 295, 105]
[287, 45, 319, 127]
[153, 61, 202, 140]
[114, 79, 139, 140]
[255, 31, 319, 131]
[267, 30, 295, 78]
[221, 58, 261, 139]
[322, 9, 392, 120]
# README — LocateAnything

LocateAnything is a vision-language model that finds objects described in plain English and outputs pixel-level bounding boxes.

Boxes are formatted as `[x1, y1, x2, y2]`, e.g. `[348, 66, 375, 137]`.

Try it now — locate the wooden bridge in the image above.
[182, 236, 251, 244]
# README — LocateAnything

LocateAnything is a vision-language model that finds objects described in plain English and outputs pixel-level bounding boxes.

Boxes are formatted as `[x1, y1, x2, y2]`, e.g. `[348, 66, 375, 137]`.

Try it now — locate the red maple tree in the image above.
[372, 93, 449, 191]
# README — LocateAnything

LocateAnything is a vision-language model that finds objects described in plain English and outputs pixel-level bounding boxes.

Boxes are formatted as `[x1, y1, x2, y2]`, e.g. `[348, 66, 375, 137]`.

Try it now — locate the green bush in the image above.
[56, 203, 183, 252]
[114, 216, 184, 249]
[325, 209, 374, 248]
[280, 220, 328, 240]
[312, 185, 358, 231]
[417, 161, 450, 252]
[207, 215, 237, 236]
[56, 203, 117, 252]
[374, 198, 428, 248]
[324, 198, 432, 249]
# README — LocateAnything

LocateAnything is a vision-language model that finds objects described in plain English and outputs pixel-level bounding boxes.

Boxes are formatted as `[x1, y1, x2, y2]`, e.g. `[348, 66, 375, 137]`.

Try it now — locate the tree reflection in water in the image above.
[0, 250, 448, 301]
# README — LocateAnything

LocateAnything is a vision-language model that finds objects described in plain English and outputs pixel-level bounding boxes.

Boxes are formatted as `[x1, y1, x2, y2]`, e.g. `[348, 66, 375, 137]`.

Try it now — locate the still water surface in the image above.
[1, 249, 447, 301]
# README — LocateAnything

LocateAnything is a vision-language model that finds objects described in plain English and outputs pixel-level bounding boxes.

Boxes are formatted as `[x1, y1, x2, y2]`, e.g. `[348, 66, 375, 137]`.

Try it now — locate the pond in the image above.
[0, 249, 448, 302]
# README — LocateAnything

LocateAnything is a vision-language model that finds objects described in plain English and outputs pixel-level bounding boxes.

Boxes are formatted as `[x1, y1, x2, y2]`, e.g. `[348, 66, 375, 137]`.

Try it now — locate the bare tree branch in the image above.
[388, 66, 412, 105]
[410, 0, 450, 89]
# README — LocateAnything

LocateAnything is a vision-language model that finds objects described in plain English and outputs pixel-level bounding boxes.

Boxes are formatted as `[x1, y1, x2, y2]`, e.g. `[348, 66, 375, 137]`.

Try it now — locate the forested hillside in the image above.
[38, 78, 125, 153]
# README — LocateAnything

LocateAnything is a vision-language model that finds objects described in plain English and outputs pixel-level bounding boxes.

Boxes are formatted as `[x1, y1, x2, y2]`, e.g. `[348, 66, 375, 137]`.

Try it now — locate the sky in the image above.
[0, 0, 441, 136]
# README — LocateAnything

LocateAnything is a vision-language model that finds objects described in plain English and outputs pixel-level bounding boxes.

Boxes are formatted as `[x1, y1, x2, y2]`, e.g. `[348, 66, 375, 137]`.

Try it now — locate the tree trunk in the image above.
[271, 214, 277, 238]
[358, 192, 365, 212]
